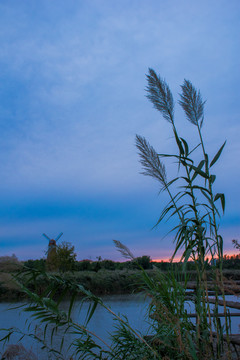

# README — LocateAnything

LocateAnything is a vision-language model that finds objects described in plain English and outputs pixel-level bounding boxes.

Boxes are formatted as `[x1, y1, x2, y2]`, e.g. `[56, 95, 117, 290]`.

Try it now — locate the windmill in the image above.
[43, 232, 63, 263]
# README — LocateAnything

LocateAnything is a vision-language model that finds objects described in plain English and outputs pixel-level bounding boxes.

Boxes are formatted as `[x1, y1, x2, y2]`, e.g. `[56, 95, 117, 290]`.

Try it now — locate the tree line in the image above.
[1, 240, 239, 274]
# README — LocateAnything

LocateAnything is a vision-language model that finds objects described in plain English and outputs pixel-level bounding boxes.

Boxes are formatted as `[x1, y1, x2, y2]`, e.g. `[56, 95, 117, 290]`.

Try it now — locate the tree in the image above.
[75, 260, 92, 271]
[100, 259, 115, 270]
[0, 254, 22, 272]
[55, 241, 76, 273]
[24, 259, 46, 271]
[132, 255, 152, 269]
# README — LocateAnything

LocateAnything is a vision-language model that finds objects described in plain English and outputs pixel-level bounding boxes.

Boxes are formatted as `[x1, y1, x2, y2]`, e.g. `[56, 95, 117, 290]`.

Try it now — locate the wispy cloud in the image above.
[0, 0, 239, 259]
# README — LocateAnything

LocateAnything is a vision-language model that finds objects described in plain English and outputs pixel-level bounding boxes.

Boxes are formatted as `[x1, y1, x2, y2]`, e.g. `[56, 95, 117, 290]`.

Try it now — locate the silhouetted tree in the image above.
[55, 241, 76, 273]
[132, 255, 152, 269]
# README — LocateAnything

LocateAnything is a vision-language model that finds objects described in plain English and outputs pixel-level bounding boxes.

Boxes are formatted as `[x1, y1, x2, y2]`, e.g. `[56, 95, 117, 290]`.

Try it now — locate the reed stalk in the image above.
[136, 68, 232, 359]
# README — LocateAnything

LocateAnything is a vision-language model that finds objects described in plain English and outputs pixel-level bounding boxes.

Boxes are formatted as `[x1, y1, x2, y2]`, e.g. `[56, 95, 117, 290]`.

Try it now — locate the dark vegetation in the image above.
[23, 254, 153, 272]
[21, 253, 240, 273]
[1, 252, 239, 301]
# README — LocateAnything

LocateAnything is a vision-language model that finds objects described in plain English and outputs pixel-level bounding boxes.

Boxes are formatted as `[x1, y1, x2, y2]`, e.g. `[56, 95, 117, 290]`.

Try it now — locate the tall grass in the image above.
[136, 69, 232, 358]
[0, 69, 235, 359]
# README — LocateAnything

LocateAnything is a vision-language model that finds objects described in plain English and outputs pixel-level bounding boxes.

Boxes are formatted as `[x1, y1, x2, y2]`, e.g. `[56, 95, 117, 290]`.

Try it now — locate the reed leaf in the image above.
[210, 141, 226, 167]
[180, 137, 189, 157]
[214, 193, 225, 213]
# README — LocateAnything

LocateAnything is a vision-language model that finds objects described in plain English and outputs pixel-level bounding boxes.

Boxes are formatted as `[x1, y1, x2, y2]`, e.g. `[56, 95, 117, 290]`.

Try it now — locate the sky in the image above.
[0, 0, 239, 261]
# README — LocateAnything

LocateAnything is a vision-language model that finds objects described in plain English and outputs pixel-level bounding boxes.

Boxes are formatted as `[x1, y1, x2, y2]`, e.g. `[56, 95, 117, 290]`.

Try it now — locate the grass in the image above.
[1, 268, 240, 302]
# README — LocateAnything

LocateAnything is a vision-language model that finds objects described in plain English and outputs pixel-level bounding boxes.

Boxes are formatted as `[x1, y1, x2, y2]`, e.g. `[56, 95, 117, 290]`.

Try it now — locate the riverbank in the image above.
[0, 269, 143, 301]
[1, 268, 240, 301]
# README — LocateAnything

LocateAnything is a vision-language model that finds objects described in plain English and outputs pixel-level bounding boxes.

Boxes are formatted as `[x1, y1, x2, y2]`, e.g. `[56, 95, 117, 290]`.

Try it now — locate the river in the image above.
[0, 293, 239, 359]
[0, 293, 150, 359]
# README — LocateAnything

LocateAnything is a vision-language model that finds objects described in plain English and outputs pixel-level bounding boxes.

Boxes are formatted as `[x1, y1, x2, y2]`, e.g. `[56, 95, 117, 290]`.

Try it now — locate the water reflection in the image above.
[0, 293, 239, 359]
[0, 293, 150, 359]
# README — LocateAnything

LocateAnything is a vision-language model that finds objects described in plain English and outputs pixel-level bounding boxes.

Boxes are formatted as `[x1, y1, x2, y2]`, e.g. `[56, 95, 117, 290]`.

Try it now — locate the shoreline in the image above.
[1, 268, 240, 302]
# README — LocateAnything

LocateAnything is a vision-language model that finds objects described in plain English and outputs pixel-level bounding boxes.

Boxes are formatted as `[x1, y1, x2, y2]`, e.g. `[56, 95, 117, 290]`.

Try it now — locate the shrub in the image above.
[0, 254, 22, 272]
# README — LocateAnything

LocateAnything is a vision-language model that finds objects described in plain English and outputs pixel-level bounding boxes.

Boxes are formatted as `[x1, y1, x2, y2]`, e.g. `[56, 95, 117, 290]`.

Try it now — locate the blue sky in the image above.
[0, 0, 239, 261]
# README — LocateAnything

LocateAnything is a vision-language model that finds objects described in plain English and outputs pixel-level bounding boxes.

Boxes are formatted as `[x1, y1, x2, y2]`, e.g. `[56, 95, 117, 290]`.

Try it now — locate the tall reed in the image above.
[135, 68, 231, 358]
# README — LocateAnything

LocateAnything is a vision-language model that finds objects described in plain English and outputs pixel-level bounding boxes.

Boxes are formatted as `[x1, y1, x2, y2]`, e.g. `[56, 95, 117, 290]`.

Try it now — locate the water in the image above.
[0, 293, 150, 359]
[0, 293, 239, 359]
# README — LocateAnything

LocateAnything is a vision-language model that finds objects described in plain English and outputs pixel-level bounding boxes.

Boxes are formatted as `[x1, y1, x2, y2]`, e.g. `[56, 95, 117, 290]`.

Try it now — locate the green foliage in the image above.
[75, 260, 92, 271]
[18, 268, 141, 296]
[75, 258, 152, 272]
[111, 321, 155, 360]
[99, 259, 115, 270]
[55, 241, 77, 273]
[0, 254, 22, 273]
[222, 254, 240, 269]
[131, 256, 153, 270]
[0, 272, 24, 300]
[23, 258, 46, 271]
[75, 260, 117, 272]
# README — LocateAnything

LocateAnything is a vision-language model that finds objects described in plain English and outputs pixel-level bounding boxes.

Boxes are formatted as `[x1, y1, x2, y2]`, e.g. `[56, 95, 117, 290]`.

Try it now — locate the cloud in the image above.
[0, 0, 239, 259]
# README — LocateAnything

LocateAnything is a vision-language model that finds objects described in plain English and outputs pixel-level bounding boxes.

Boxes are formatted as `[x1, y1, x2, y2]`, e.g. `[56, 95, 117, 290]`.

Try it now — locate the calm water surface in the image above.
[0, 293, 239, 359]
[0, 293, 150, 359]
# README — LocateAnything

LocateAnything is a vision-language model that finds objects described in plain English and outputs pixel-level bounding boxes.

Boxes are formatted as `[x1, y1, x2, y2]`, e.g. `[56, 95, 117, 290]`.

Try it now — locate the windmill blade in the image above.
[55, 232, 63, 242]
[42, 233, 51, 241]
